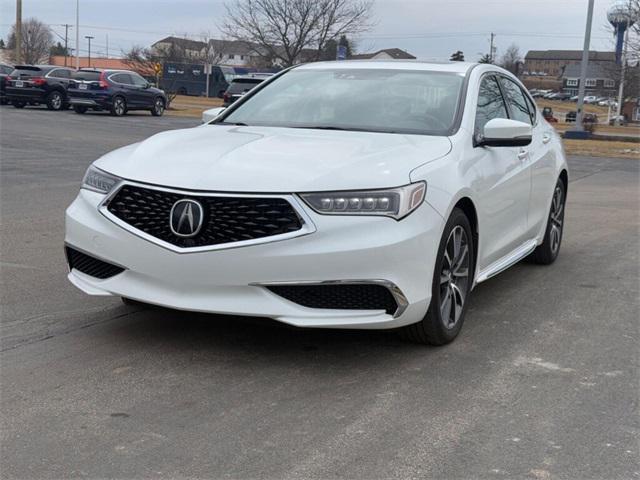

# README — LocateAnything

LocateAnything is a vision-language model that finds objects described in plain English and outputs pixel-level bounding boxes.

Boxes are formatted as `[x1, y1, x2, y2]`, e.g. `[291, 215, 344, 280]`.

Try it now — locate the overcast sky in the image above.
[0, 0, 619, 61]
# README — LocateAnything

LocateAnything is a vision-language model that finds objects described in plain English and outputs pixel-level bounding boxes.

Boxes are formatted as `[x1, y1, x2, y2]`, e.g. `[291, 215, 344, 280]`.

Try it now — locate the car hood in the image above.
[95, 125, 452, 192]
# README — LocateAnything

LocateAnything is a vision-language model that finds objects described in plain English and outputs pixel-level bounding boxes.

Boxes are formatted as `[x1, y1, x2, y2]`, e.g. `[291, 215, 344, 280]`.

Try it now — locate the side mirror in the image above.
[475, 118, 532, 147]
[144, 82, 151, 89]
[202, 106, 226, 124]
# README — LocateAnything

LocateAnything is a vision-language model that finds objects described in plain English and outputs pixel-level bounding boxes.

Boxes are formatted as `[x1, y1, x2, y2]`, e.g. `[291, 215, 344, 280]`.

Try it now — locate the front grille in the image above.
[65, 246, 125, 279]
[106, 185, 303, 248]
[267, 284, 398, 315]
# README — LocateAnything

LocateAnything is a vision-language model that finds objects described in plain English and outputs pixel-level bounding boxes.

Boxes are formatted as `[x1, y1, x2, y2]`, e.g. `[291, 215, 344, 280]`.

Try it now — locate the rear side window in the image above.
[475, 75, 508, 134]
[110, 73, 132, 85]
[500, 77, 532, 125]
[228, 78, 262, 94]
[0, 65, 13, 75]
[72, 71, 101, 81]
[49, 69, 71, 79]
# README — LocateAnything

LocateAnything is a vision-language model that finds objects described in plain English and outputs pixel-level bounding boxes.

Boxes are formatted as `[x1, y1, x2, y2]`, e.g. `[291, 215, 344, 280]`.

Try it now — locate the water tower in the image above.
[608, 3, 635, 64]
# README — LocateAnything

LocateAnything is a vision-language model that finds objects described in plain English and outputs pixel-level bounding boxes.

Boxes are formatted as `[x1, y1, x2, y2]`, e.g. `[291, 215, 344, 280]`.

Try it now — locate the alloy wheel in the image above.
[549, 185, 564, 254]
[439, 225, 470, 329]
[154, 98, 164, 115]
[51, 92, 62, 110]
[114, 98, 125, 115]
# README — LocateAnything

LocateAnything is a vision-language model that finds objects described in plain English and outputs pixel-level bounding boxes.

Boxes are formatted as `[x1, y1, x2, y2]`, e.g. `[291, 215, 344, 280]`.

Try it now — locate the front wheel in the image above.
[531, 178, 566, 265]
[150, 97, 165, 116]
[13, 101, 25, 109]
[399, 208, 474, 345]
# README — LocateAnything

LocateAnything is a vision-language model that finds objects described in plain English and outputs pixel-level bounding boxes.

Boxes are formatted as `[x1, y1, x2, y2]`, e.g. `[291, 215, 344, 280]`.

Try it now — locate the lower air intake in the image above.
[65, 246, 125, 279]
[266, 284, 398, 315]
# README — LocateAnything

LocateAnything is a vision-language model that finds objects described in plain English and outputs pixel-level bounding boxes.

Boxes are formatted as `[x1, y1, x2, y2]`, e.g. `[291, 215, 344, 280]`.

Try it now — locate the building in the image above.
[524, 50, 615, 77]
[48, 55, 152, 72]
[561, 63, 618, 97]
[349, 48, 416, 60]
[152, 36, 263, 66]
[622, 98, 640, 123]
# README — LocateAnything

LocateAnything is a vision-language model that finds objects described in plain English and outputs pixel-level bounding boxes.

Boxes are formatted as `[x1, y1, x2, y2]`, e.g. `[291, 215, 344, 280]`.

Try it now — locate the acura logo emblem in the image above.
[170, 199, 204, 237]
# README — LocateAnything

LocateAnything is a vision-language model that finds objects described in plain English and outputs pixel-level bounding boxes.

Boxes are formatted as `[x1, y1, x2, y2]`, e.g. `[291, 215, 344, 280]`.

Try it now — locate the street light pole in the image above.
[615, 12, 631, 119]
[75, 0, 80, 69]
[571, 0, 595, 134]
[85, 36, 94, 68]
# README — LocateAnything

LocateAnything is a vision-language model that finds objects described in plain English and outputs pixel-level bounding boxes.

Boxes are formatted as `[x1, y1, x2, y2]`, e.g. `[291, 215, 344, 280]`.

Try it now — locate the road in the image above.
[1, 107, 639, 479]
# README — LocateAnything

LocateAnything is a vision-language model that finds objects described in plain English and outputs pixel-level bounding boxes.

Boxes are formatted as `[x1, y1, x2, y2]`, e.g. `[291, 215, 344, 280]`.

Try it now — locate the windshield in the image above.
[221, 68, 465, 135]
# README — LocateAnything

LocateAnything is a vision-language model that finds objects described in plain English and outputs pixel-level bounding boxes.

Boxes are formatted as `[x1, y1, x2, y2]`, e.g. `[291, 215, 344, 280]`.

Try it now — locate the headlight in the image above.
[81, 165, 121, 194]
[300, 182, 426, 220]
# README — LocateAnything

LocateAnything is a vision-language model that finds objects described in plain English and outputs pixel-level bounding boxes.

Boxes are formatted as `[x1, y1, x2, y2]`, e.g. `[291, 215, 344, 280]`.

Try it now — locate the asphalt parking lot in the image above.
[1, 106, 639, 479]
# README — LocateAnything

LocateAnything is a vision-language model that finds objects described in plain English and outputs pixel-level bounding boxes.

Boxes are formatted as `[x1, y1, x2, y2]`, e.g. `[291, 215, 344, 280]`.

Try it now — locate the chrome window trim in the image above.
[251, 279, 409, 318]
[98, 180, 317, 254]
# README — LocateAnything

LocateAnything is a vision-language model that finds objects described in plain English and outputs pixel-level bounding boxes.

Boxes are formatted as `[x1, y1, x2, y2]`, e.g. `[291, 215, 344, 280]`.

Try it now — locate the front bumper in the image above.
[65, 187, 443, 329]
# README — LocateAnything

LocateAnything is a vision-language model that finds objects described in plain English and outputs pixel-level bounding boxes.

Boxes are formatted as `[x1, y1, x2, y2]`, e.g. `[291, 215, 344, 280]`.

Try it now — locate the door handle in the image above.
[517, 149, 528, 161]
[542, 133, 552, 144]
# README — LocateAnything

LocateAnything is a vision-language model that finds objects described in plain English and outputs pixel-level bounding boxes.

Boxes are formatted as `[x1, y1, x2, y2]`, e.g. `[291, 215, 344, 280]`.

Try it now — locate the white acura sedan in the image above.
[65, 61, 567, 345]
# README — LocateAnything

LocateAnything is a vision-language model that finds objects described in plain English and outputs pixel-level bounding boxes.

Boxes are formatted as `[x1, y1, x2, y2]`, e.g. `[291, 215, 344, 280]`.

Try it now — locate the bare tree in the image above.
[6, 18, 53, 64]
[499, 44, 522, 76]
[222, 0, 374, 67]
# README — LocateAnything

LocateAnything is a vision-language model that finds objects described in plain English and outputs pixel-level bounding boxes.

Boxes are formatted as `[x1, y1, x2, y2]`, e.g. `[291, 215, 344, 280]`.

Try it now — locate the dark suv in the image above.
[68, 69, 167, 116]
[222, 75, 270, 107]
[0, 64, 14, 105]
[6, 65, 74, 110]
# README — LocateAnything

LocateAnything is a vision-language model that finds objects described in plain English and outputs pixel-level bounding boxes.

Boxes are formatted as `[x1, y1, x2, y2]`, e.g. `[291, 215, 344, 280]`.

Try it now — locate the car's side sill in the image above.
[475, 239, 538, 284]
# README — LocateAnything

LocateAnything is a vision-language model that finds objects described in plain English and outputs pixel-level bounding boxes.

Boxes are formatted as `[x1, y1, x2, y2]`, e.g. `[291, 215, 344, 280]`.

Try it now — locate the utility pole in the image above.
[85, 36, 94, 68]
[105, 34, 109, 58]
[75, 0, 80, 69]
[489, 32, 495, 63]
[570, 0, 594, 135]
[63, 24, 72, 66]
[15, 0, 22, 64]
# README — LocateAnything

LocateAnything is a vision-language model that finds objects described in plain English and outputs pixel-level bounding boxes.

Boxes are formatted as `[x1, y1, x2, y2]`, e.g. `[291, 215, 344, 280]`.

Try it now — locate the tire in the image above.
[46, 90, 64, 111]
[110, 96, 127, 116]
[531, 178, 566, 265]
[399, 208, 475, 345]
[13, 101, 25, 109]
[150, 97, 165, 116]
[73, 105, 88, 114]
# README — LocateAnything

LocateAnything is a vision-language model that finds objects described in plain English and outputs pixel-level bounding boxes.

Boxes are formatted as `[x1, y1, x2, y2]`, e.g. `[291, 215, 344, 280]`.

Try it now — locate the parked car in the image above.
[542, 107, 557, 123]
[598, 98, 618, 107]
[609, 115, 626, 126]
[553, 92, 573, 101]
[583, 95, 599, 104]
[222, 75, 271, 107]
[6, 65, 74, 110]
[565, 111, 598, 125]
[65, 61, 568, 346]
[570, 95, 579, 102]
[67, 69, 167, 116]
[0, 63, 14, 105]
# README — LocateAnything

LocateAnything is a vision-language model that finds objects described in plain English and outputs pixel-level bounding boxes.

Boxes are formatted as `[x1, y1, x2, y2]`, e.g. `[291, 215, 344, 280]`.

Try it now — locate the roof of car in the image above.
[296, 60, 478, 73]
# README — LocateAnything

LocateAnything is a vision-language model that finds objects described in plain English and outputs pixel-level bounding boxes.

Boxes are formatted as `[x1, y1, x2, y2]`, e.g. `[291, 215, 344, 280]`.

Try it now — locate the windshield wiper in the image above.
[219, 121, 249, 126]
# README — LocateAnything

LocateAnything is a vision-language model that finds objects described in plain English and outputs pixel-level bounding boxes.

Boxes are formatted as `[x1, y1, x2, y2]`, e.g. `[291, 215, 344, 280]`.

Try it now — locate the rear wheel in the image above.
[151, 97, 165, 116]
[399, 208, 474, 345]
[531, 178, 566, 265]
[13, 101, 25, 109]
[73, 105, 88, 114]
[110, 96, 126, 116]
[46, 91, 64, 111]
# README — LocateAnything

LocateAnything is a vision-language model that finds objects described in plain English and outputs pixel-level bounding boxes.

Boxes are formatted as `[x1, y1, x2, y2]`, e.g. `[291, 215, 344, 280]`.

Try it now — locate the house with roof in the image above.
[561, 63, 618, 97]
[152, 36, 264, 66]
[349, 48, 416, 60]
[524, 50, 615, 78]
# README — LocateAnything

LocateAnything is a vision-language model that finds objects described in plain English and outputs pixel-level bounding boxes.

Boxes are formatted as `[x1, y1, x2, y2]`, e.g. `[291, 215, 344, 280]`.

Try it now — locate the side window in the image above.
[524, 92, 537, 124]
[129, 73, 148, 87]
[111, 73, 132, 85]
[500, 77, 532, 125]
[49, 69, 70, 79]
[475, 75, 508, 134]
